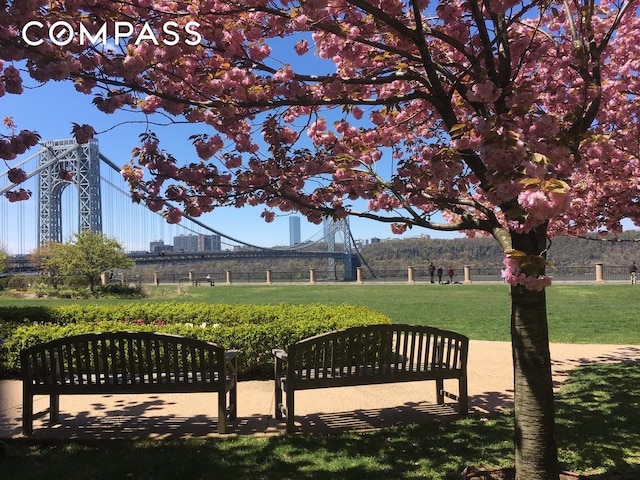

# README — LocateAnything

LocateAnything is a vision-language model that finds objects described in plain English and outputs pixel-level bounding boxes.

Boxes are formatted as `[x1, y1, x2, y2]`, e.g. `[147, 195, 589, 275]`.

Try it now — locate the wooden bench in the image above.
[21, 332, 238, 435]
[273, 324, 468, 432]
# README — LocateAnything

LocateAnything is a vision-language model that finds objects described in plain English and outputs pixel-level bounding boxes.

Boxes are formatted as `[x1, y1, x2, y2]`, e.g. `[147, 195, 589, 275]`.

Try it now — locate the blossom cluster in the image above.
[4, 188, 31, 202]
[71, 123, 96, 144]
[0, 128, 40, 161]
[501, 255, 552, 292]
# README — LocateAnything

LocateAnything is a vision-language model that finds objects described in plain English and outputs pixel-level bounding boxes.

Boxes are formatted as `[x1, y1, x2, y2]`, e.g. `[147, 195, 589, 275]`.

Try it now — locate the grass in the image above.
[0, 284, 639, 477]
[167, 283, 640, 344]
[3, 283, 638, 344]
[2, 362, 639, 479]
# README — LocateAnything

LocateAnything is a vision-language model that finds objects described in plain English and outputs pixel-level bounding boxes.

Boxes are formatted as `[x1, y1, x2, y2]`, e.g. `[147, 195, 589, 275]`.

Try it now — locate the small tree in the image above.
[30, 242, 63, 287]
[44, 232, 133, 291]
[0, 249, 7, 274]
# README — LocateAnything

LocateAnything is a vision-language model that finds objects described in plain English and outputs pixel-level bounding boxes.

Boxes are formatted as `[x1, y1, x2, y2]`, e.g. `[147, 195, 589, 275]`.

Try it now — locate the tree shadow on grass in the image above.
[555, 362, 640, 480]
[4, 414, 516, 480]
[550, 346, 640, 390]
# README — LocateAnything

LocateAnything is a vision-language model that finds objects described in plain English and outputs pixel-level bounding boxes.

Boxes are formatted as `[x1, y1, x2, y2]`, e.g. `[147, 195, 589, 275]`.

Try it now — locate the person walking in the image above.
[428, 262, 436, 283]
[630, 261, 637, 285]
[437, 265, 443, 284]
[447, 266, 454, 284]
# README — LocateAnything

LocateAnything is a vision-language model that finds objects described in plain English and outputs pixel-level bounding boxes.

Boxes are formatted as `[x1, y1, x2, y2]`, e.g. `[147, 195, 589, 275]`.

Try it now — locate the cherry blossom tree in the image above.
[2, 1, 639, 478]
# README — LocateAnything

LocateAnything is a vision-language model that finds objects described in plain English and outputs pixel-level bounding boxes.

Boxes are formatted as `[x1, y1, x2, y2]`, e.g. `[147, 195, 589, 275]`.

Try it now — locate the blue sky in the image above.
[0, 77, 461, 255]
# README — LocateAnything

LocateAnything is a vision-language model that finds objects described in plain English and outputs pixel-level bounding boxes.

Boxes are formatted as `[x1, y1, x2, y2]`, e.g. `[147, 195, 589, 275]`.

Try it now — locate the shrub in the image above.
[5, 275, 30, 290]
[0, 303, 390, 378]
[94, 284, 145, 298]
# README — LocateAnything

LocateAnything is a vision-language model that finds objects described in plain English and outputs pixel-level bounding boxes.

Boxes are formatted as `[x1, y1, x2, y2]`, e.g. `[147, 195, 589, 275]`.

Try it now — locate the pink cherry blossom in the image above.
[2, 12, 640, 465]
[2, 65, 23, 94]
[164, 207, 183, 224]
[467, 80, 503, 103]
[58, 168, 74, 181]
[294, 39, 309, 55]
[7, 167, 27, 184]
[4, 188, 31, 202]
[71, 123, 95, 144]
[501, 256, 552, 291]
[261, 210, 275, 223]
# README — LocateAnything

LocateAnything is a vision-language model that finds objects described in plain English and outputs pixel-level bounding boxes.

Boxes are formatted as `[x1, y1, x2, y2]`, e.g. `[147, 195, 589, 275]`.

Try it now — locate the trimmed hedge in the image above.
[0, 303, 390, 378]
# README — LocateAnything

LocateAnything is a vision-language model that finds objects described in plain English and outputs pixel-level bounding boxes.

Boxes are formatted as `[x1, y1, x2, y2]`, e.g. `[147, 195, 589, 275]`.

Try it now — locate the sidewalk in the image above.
[1, 341, 639, 441]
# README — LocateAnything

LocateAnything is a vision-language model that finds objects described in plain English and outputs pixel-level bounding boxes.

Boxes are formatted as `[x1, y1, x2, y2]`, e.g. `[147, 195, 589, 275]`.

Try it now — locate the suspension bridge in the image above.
[1, 138, 357, 280]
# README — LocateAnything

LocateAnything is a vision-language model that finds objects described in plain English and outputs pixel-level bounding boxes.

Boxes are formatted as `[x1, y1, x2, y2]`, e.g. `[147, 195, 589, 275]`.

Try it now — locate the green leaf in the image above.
[449, 123, 467, 139]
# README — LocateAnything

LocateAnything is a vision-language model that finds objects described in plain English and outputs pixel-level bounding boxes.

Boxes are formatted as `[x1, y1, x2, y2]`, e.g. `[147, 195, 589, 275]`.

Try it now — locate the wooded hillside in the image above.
[359, 231, 640, 272]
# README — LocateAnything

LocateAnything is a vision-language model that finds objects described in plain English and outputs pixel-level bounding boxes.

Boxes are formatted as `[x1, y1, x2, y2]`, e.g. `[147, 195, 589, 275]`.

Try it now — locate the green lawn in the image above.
[155, 283, 640, 343]
[3, 283, 632, 343]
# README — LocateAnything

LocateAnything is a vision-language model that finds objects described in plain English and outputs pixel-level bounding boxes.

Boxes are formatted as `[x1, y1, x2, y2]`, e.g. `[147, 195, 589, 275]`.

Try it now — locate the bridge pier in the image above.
[266, 269, 273, 285]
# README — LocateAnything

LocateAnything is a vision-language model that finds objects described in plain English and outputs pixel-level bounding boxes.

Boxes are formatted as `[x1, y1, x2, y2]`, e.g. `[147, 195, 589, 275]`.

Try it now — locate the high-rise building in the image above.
[174, 234, 197, 252]
[211, 234, 222, 251]
[149, 240, 165, 253]
[173, 234, 222, 252]
[289, 216, 301, 245]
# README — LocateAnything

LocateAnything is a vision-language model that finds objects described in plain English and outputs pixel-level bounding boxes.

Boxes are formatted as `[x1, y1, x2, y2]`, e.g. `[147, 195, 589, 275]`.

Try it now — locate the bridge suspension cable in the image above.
[2, 138, 358, 280]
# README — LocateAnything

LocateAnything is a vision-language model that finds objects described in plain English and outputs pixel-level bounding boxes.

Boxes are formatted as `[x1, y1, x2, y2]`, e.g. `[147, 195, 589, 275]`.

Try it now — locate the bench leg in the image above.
[229, 380, 237, 421]
[459, 376, 469, 417]
[274, 378, 283, 420]
[22, 391, 33, 436]
[218, 390, 228, 434]
[50, 394, 60, 422]
[286, 389, 295, 433]
[436, 378, 444, 404]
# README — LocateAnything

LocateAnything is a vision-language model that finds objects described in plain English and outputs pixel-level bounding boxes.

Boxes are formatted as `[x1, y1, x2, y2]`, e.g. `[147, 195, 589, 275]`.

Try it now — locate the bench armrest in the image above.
[272, 349, 288, 377]
[225, 350, 239, 361]
[272, 349, 287, 361]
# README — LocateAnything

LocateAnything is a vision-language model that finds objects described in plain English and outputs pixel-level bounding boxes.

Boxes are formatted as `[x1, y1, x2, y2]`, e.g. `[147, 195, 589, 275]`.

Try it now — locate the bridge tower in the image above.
[324, 217, 354, 281]
[37, 138, 102, 246]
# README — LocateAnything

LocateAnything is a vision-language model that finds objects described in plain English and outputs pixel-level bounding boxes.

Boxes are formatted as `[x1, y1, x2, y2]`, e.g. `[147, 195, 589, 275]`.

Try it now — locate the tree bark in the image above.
[510, 227, 559, 480]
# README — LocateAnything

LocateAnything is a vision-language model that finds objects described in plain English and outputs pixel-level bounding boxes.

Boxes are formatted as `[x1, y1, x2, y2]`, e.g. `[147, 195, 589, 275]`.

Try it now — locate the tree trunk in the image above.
[510, 228, 559, 480]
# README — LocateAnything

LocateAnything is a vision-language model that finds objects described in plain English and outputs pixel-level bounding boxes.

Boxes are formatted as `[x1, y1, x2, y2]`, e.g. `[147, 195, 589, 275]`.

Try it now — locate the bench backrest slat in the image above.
[72, 340, 81, 385]
[288, 324, 468, 381]
[123, 337, 132, 382]
[21, 332, 226, 390]
[132, 337, 141, 383]
[171, 341, 180, 382]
